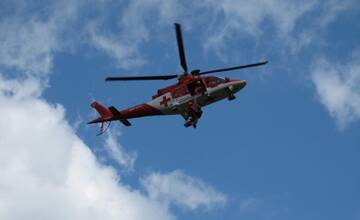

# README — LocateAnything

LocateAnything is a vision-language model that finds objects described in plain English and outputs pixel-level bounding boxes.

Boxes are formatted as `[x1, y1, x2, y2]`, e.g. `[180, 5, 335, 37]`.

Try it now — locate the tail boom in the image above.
[108, 106, 131, 126]
[88, 101, 163, 126]
[88, 101, 131, 126]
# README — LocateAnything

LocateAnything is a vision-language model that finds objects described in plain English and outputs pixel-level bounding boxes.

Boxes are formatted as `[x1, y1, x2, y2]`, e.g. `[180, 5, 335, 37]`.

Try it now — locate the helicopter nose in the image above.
[228, 80, 246, 93]
[236, 80, 246, 90]
[240, 80, 246, 88]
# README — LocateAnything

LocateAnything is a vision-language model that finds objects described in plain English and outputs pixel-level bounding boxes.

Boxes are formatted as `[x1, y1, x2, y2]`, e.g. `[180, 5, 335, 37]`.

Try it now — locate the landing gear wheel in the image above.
[228, 93, 236, 101]
[184, 121, 193, 127]
[184, 120, 198, 128]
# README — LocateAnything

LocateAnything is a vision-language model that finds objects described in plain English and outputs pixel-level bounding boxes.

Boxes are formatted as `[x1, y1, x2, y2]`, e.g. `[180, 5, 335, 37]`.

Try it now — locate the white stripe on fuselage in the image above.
[146, 81, 242, 115]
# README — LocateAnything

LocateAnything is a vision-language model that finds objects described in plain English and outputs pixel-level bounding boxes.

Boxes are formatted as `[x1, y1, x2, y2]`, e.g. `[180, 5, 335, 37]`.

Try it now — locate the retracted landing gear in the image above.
[183, 102, 203, 128]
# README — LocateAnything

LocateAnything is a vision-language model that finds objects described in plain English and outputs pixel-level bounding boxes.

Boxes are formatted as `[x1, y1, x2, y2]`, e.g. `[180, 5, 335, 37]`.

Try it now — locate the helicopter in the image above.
[89, 23, 268, 134]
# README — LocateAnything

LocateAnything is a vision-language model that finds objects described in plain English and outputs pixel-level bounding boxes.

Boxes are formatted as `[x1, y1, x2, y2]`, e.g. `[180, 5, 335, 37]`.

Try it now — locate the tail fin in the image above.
[88, 101, 113, 124]
[88, 101, 132, 126]
[91, 101, 113, 118]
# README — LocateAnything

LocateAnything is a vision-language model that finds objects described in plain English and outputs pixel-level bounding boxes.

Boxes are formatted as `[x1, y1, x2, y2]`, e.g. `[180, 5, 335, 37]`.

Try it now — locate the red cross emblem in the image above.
[160, 96, 171, 107]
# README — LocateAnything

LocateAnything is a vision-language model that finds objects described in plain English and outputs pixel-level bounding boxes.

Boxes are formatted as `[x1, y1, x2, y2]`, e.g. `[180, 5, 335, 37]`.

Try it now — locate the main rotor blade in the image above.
[175, 23, 188, 72]
[198, 61, 268, 75]
[105, 74, 178, 81]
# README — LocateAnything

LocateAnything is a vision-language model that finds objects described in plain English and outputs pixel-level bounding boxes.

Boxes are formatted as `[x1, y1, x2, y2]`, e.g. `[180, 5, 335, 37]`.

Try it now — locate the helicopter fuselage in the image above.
[118, 74, 246, 119]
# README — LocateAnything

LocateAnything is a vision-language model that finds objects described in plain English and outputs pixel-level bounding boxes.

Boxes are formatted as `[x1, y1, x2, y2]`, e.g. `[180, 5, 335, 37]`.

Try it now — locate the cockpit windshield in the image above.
[204, 76, 225, 87]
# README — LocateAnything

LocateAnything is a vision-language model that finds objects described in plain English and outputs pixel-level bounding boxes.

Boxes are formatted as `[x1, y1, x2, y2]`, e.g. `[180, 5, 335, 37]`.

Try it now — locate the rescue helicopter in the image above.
[89, 23, 268, 134]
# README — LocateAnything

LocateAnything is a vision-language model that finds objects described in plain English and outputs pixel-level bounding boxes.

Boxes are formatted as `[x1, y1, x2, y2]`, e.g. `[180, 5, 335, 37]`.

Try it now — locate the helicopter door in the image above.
[187, 80, 206, 96]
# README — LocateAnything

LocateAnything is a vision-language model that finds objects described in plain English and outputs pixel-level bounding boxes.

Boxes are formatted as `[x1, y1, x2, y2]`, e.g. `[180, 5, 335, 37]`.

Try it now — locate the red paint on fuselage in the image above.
[120, 103, 163, 119]
[152, 74, 229, 99]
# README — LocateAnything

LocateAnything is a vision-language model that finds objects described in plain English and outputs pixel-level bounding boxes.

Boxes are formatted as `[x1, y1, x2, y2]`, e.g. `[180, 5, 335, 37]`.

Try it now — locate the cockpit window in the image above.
[205, 76, 224, 87]
[215, 77, 225, 83]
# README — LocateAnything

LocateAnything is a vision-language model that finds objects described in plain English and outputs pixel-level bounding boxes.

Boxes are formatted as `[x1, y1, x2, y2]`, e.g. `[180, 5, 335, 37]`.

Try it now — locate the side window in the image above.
[215, 78, 224, 84]
[187, 80, 206, 96]
[205, 77, 218, 88]
[172, 86, 189, 98]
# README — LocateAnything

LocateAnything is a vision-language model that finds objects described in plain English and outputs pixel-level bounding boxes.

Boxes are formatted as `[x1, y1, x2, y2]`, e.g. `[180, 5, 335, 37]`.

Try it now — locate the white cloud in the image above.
[0, 75, 226, 219]
[0, 76, 42, 99]
[0, 0, 84, 76]
[311, 55, 360, 128]
[141, 170, 227, 210]
[239, 197, 261, 212]
[0, 18, 57, 76]
[0, 76, 177, 220]
[87, 23, 147, 69]
[209, 0, 316, 35]
[104, 129, 137, 171]
[315, 0, 353, 28]
[200, 0, 355, 55]
[85, 0, 186, 69]
[89, 0, 320, 63]
[289, 0, 354, 53]
[1, 0, 353, 75]
[202, 0, 317, 52]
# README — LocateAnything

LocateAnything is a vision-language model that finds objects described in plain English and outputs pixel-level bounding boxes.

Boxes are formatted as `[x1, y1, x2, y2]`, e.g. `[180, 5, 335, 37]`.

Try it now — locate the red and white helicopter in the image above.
[89, 23, 267, 134]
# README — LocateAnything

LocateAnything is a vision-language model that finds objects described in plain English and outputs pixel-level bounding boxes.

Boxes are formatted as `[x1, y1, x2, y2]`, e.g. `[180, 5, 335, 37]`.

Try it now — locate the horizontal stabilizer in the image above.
[109, 106, 132, 126]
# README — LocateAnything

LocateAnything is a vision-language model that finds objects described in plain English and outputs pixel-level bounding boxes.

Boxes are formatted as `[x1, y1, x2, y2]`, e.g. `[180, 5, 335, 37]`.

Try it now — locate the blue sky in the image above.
[0, 1, 359, 220]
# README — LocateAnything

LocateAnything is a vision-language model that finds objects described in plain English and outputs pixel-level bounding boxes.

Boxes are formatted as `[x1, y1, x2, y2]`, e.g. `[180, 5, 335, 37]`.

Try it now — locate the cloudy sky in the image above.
[0, 0, 359, 219]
